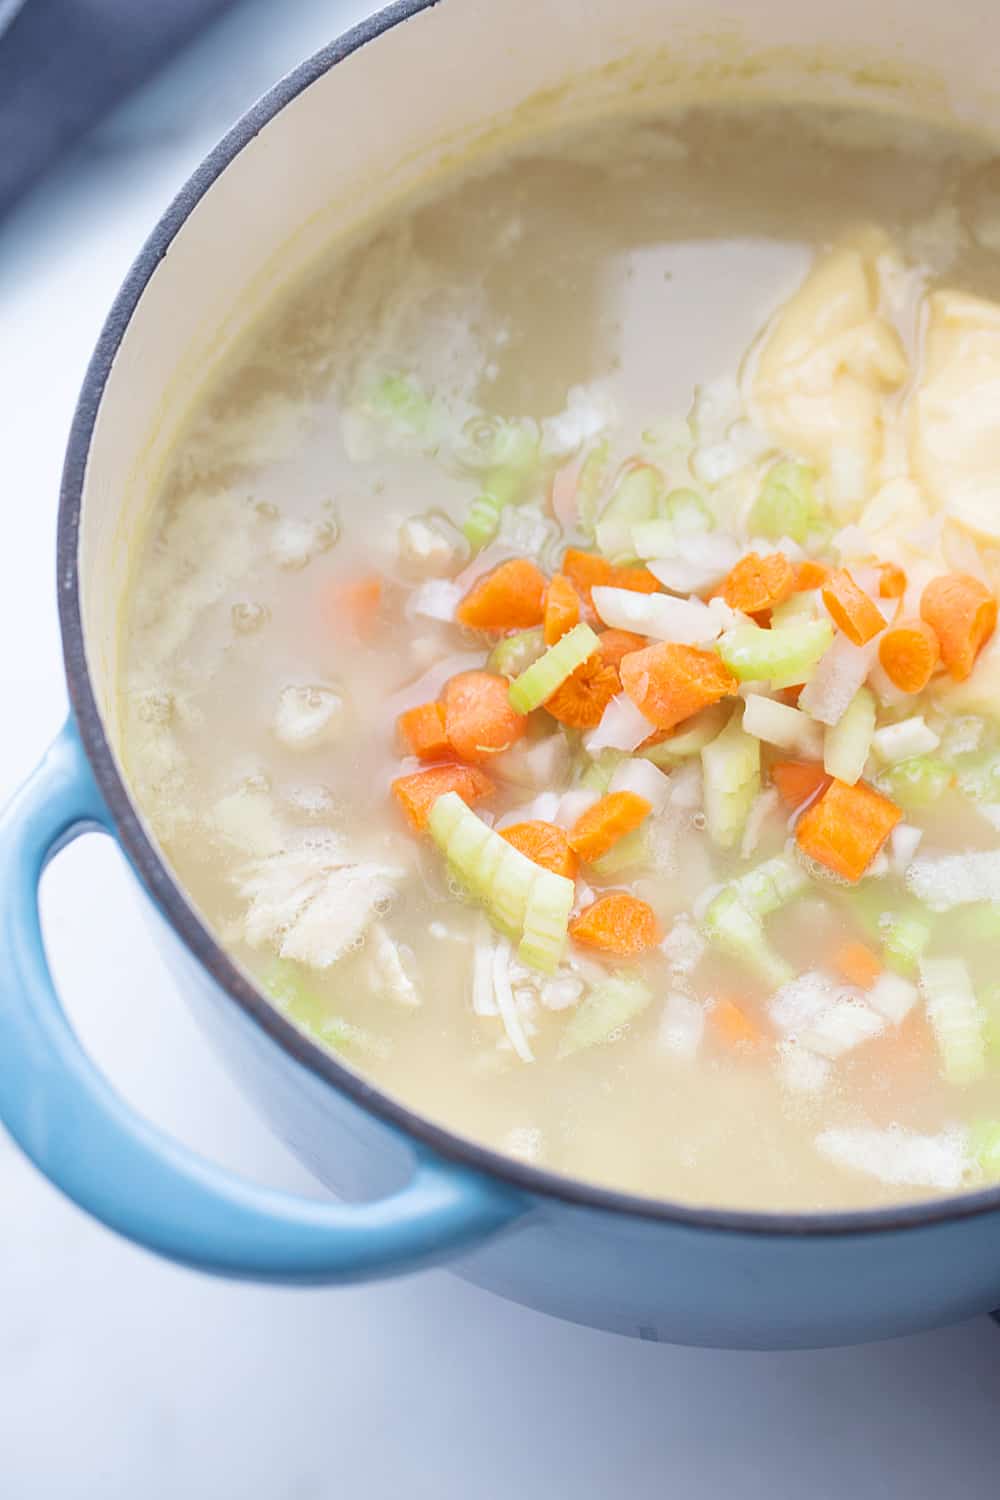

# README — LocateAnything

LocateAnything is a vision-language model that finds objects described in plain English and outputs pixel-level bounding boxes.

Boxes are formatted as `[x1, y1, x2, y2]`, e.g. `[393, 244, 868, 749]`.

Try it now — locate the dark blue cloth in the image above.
[0, 0, 240, 222]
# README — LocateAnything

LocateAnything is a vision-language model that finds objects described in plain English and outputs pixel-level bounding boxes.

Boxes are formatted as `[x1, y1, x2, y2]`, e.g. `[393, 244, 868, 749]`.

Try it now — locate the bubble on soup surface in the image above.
[270, 516, 338, 570]
[273, 684, 345, 750]
[132, 688, 174, 725]
[231, 600, 270, 634]
[285, 783, 336, 818]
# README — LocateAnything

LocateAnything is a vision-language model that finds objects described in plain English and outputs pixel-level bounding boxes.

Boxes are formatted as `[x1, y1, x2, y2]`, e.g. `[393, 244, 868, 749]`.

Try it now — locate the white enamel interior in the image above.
[77, 0, 1000, 753]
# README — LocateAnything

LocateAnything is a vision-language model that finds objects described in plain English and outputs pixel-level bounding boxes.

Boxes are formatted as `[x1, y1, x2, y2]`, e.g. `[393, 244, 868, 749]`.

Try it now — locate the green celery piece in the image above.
[365, 373, 438, 440]
[949, 903, 1000, 944]
[750, 460, 819, 544]
[701, 712, 760, 850]
[701, 889, 793, 988]
[461, 419, 541, 550]
[578, 749, 626, 794]
[956, 751, 1000, 805]
[265, 962, 387, 1057]
[518, 869, 575, 975]
[508, 623, 600, 714]
[823, 687, 876, 785]
[488, 627, 546, 679]
[770, 591, 818, 627]
[882, 908, 934, 975]
[877, 755, 953, 812]
[662, 487, 712, 535]
[729, 854, 809, 919]
[575, 439, 611, 538]
[640, 703, 728, 765]
[969, 1121, 1000, 1179]
[595, 464, 663, 562]
[716, 619, 832, 686]
[589, 826, 651, 877]
[920, 956, 986, 1086]
[557, 971, 653, 1057]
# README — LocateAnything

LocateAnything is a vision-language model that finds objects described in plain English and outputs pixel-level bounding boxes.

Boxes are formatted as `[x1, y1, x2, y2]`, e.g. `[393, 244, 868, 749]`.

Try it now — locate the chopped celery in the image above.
[770, 591, 818, 628]
[949, 903, 1000, 944]
[742, 693, 823, 758]
[576, 439, 611, 538]
[823, 686, 876, 786]
[630, 518, 678, 560]
[640, 703, 728, 764]
[460, 419, 541, 549]
[363, 373, 440, 445]
[508, 623, 600, 714]
[876, 756, 953, 812]
[729, 853, 809, 918]
[716, 619, 832, 687]
[969, 1121, 1000, 1179]
[488, 627, 546, 679]
[662, 486, 713, 535]
[519, 869, 575, 974]
[750, 460, 819, 544]
[265, 962, 387, 1057]
[457, 414, 539, 472]
[956, 751, 1000, 805]
[920, 957, 986, 1086]
[701, 889, 794, 988]
[578, 748, 626, 794]
[428, 793, 573, 969]
[595, 464, 663, 562]
[589, 826, 651, 877]
[557, 971, 653, 1056]
[882, 909, 933, 975]
[701, 712, 760, 850]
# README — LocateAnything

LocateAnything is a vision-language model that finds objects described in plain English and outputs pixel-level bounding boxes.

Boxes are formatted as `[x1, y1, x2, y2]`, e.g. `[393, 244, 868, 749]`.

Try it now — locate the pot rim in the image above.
[56, 0, 1000, 1239]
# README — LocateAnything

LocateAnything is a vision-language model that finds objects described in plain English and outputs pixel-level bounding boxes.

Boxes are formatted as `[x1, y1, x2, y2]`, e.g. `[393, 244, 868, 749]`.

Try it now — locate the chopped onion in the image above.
[554, 787, 600, 828]
[798, 632, 881, 726]
[742, 693, 823, 758]
[493, 937, 535, 1062]
[585, 692, 657, 753]
[591, 586, 722, 644]
[472, 920, 498, 1016]
[647, 533, 740, 594]
[408, 579, 461, 622]
[798, 998, 885, 1058]
[872, 715, 941, 765]
[740, 786, 780, 860]
[868, 971, 918, 1024]
[609, 756, 672, 813]
[659, 990, 705, 1060]
[890, 822, 923, 872]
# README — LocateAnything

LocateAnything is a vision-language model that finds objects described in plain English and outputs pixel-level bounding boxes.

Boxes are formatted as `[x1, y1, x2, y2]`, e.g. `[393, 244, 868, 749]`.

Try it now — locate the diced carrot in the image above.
[792, 559, 830, 592]
[771, 760, 831, 810]
[562, 548, 660, 611]
[710, 996, 763, 1047]
[878, 562, 907, 599]
[543, 572, 581, 645]
[442, 671, 527, 763]
[397, 701, 450, 760]
[795, 779, 902, 883]
[920, 571, 998, 682]
[391, 764, 495, 832]
[877, 619, 940, 694]
[834, 940, 882, 991]
[455, 558, 547, 631]
[596, 628, 648, 668]
[619, 642, 737, 731]
[327, 575, 383, 638]
[718, 552, 795, 615]
[779, 685, 804, 707]
[544, 653, 620, 728]
[500, 820, 578, 879]
[821, 568, 885, 646]
[569, 891, 662, 957]
[568, 791, 653, 863]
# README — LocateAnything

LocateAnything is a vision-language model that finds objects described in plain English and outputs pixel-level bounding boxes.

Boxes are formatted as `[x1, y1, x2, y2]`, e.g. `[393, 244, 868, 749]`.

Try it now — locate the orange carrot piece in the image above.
[568, 791, 653, 863]
[920, 571, 998, 682]
[391, 764, 495, 832]
[779, 685, 805, 707]
[328, 575, 383, 638]
[877, 619, 940, 694]
[710, 997, 763, 1047]
[455, 558, 547, 632]
[500, 820, 578, 879]
[619, 642, 737, 731]
[821, 568, 885, 646]
[718, 552, 796, 615]
[878, 562, 907, 599]
[397, 701, 450, 760]
[543, 572, 582, 646]
[562, 548, 660, 611]
[771, 760, 831, 810]
[795, 779, 902, 883]
[442, 671, 527, 763]
[596, 628, 648, 668]
[569, 891, 662, 957]
[834, 940, 882, 991]
[792, 559, 830, 593]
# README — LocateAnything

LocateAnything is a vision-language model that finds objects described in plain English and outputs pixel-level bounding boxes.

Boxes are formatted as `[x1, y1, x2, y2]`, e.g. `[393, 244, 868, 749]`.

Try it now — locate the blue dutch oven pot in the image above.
[4, 0, 1000, 1348]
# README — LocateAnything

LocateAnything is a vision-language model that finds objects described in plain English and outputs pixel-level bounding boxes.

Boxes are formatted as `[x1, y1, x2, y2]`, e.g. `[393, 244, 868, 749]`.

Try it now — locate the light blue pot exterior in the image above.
[4, 1, 1000, 1349]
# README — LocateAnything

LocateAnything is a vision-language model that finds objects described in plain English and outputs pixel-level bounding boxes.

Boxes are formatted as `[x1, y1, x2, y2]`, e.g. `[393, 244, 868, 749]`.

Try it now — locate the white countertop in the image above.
[1, 3, 999, 1495]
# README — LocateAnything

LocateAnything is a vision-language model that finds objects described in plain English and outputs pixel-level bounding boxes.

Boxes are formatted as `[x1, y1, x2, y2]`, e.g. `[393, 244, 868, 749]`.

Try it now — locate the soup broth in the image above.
[121, 103, 1000, 1210]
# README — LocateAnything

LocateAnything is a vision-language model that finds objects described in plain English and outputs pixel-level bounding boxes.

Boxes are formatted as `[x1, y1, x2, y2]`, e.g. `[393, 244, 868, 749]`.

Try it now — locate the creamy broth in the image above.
[121, 104, 1000, 1211]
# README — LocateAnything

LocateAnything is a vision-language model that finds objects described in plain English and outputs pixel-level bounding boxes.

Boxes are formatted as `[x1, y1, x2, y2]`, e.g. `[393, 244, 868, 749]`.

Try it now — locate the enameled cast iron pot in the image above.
[5, 0, 1000, 1350]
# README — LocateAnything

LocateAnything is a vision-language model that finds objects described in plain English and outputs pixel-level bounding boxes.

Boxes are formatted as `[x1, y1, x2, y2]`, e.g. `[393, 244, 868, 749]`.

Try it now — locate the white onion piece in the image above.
[890, 822, 923, 872]
[868, 972, 919, 1024]
[798, 998, 885, 1058]
[742, 693, 823, 758]
[493, 937, 535, 1062]
[591, 586, 723, 644]
[647, 534, 741, 594]
[609, 757, 672, 813]
[740, 787, 780, 860]
[659, 991, 705, 1060]
[472, 920, 498, 1016]
[554, 787, 600, 829]
[872, 715, 941, 765]
[408, 579, 461, 622]
[798, 632, 881, 726]
[584, 692, 657, 753]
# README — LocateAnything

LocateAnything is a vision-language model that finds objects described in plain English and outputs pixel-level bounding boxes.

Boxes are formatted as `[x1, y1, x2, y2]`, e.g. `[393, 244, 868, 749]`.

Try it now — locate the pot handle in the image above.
[0, 718, 525, 1281]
